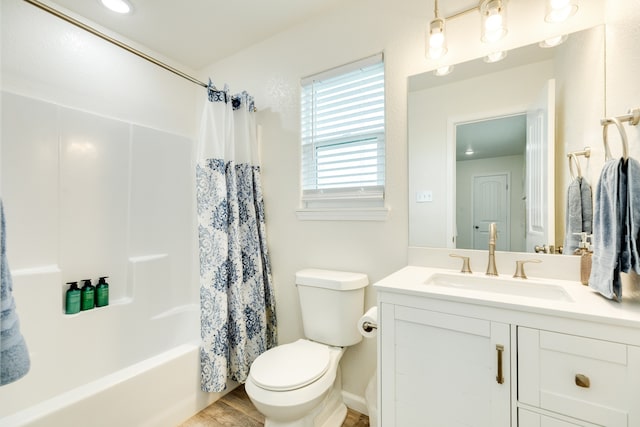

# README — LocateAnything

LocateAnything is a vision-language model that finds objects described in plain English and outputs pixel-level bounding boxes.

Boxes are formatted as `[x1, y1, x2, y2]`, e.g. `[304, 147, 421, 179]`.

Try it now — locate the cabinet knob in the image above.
[575, 373, 590, 388]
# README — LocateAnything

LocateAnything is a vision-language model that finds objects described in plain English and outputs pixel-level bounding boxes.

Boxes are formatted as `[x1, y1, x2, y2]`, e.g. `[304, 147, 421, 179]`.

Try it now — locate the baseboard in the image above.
[341, 391, 368, 416]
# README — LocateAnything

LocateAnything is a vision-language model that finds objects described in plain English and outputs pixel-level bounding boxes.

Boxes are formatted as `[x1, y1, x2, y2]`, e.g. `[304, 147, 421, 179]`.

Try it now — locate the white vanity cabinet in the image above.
[379, 301, 511, 427]
[376, 267, 640, 427]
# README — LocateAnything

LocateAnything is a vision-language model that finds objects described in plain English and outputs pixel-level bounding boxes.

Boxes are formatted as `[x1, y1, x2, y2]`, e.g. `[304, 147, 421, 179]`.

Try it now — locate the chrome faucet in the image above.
[486, 222, 498, 276]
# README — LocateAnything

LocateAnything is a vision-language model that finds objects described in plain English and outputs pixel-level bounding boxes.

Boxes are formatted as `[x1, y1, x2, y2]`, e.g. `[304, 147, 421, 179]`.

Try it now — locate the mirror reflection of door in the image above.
[525, 79, 555, 252]
[472, 173, 510, 250]
[455, 115, 526, 252]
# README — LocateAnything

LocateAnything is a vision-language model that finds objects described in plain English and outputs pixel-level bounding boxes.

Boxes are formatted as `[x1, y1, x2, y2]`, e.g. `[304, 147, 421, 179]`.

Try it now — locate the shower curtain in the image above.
[196, 83, 277, 393]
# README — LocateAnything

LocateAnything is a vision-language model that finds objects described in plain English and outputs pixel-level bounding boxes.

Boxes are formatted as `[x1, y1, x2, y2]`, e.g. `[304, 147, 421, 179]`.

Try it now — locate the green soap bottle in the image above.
[96, 276, 109, 307]
[80, 279, 95, 311]
[65, 282, 81, 314]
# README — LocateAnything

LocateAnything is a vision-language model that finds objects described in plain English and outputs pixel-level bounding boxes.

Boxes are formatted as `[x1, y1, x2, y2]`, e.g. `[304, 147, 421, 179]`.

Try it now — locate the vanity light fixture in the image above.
[539, 34, 568, 48]
[480, 0, 508, 43]
[545, 0, 578, 23]
[100, 0, 133, 14]
[427, 0, 448, 59]
[426, 0, 577, 76]
[434, 65, 454, 76]
[484, 51, 507, 63]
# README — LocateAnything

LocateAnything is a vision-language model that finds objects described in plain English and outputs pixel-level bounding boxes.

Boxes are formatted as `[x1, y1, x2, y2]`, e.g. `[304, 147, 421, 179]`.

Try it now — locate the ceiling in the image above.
[45, 0, 345, 70]
[44, 0, 478, 70]
[456, 114, 526, 161]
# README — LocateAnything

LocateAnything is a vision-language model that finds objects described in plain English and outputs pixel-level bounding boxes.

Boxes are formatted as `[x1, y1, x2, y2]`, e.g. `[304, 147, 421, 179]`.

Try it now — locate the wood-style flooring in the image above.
[179, 385, 369, 427]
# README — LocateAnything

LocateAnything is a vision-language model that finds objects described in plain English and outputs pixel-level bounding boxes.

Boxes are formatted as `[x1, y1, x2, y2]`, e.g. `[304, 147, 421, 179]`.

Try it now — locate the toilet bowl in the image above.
[245, 269, 368, 427]
[245, 339, 346, 427]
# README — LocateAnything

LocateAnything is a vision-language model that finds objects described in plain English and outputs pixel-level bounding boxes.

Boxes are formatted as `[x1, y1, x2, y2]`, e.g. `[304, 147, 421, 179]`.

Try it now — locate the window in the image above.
[299, 54, 386, 219]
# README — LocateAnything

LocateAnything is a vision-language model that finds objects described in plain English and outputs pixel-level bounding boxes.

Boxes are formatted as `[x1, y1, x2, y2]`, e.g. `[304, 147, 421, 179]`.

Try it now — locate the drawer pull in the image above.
[575, 373, 590, 388]
[496, 344, 504, 384]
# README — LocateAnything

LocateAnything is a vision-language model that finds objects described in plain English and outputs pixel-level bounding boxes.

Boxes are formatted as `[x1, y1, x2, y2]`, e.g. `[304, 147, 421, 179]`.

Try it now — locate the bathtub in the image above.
[0, 257, 223, 427]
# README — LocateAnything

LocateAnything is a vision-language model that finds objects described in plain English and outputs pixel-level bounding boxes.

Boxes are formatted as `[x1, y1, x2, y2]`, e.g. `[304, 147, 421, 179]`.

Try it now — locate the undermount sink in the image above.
[424, 273, 573, 302]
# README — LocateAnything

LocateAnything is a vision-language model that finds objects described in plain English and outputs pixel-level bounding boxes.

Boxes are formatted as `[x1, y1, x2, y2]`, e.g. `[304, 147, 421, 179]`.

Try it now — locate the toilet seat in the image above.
[250, 340, 330, 391]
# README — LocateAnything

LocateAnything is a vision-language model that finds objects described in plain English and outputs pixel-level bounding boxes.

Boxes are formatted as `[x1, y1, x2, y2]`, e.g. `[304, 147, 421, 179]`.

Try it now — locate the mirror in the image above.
[408, 25, 605, 253]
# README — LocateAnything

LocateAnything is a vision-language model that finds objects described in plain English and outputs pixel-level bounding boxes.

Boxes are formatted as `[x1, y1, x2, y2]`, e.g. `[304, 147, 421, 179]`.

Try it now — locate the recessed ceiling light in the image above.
[100, 0, 132, 14]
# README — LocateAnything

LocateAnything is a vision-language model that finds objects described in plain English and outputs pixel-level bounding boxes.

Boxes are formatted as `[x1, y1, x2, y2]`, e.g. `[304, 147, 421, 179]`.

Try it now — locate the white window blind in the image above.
[300, 55, 385, 207]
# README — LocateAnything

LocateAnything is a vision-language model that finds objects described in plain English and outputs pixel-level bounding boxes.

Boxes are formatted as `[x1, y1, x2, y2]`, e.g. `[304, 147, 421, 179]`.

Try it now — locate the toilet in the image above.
[245, 268, 368, 427]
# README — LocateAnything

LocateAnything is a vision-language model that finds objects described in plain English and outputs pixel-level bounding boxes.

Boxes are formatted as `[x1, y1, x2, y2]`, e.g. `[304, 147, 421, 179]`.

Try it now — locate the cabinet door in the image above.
[380, 304, 510, 427]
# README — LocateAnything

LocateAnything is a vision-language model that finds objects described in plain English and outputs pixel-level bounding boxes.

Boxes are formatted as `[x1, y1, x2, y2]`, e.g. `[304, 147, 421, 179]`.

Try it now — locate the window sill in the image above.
[295, 207, 390, 221]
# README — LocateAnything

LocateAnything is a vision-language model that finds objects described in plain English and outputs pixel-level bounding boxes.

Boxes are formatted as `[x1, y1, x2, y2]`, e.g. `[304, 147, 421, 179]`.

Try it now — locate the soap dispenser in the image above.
[80, 279, 95, 311]
[65, 282, 81, 314]
[573, 233, 593, 285]
[96, 276, 109, 307]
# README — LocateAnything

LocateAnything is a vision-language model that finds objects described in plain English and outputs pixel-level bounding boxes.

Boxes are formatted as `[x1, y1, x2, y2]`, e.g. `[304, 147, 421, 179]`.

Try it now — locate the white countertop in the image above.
[374, 265, 640, 330]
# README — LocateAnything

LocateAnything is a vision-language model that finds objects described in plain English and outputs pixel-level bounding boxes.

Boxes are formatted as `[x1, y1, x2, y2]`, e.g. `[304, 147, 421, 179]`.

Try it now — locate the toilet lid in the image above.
[250, 340, 330, 391]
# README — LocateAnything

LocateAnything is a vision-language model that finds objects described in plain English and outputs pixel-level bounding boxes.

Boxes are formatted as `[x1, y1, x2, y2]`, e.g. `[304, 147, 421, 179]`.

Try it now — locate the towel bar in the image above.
[600, 108, 639, 161]
[602, 117, 629, 160]
[567, 147, 591, 179]
[600, 107, 640, 127]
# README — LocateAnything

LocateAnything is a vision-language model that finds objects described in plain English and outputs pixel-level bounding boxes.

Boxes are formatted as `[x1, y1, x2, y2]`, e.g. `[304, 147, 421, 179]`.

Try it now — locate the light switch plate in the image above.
[416, 190, 433, 203]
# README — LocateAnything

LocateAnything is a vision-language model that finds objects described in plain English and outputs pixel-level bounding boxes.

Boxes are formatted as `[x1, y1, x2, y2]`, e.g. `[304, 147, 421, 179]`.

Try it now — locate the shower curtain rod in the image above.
[23, 0, 208, 89]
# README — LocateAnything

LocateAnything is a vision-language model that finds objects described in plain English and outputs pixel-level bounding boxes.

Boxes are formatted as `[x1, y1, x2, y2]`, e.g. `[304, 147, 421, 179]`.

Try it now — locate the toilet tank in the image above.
[295, 269, 368, 347]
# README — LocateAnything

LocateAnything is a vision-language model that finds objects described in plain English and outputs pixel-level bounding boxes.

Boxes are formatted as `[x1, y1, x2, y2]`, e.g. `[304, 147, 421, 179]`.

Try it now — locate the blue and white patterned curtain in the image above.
[196, 83, 277, 392]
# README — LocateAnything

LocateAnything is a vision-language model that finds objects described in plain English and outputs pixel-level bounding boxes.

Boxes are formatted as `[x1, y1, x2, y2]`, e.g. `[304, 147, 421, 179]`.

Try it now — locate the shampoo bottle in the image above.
[65, 282, 81, 314]
[80, 279, 95, 311]
[96, 276, 109, 307]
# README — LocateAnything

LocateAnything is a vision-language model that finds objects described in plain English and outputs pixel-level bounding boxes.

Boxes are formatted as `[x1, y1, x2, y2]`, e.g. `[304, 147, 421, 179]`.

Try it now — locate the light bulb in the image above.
[545, 0, 577, 23]
[430, 32, 444, 49]
[427, 18, 447, 60]
[485, 13, 503, 33]
[481, 0, 507, 43]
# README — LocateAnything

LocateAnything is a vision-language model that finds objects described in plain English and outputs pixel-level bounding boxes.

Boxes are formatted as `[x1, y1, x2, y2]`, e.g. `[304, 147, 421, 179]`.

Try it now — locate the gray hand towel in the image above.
[589, 159, 624, 299]
[564, 177, 594, 254]
[0, 199, 30, 386]
[563, 177, 583, 253]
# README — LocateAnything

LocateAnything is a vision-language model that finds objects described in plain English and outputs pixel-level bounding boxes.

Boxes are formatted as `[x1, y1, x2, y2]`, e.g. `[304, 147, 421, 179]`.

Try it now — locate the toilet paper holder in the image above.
[362, 321, 377, 333]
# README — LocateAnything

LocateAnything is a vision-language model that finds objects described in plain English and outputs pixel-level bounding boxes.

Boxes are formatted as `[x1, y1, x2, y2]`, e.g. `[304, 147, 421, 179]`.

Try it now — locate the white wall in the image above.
[605, 1, 640, 159]
[197, 0, 605, 401]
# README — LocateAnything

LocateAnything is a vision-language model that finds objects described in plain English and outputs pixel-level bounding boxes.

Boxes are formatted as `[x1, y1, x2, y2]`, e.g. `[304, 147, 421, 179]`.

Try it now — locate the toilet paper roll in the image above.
[358, 306, 378, 338]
